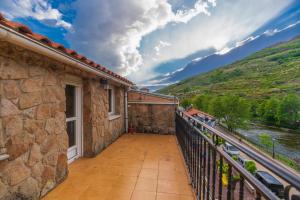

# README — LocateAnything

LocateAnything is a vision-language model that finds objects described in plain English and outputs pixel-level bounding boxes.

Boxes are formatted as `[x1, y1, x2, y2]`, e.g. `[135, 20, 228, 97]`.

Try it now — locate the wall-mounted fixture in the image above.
[100, 79, 109, 89]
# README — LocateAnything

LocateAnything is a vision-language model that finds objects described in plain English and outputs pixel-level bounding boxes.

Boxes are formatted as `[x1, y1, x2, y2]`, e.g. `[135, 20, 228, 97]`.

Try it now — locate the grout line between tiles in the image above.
[129, 147, 147, 200]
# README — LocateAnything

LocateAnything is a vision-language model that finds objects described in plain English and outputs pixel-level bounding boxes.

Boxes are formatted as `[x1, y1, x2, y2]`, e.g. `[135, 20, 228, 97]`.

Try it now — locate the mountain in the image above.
[158, 36, 300, 99]
[150, 21, 300, 91]
[151, 48, 215, 75]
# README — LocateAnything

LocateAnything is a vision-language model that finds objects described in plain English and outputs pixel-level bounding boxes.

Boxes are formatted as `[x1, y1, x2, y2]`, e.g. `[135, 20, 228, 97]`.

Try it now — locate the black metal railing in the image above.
[175, 110, 300, 200]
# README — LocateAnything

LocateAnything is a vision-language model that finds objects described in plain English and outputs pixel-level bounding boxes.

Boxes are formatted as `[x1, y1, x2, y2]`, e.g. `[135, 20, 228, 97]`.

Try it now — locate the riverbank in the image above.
[250, 122, 300, 134]
[217, 124, 300, 173]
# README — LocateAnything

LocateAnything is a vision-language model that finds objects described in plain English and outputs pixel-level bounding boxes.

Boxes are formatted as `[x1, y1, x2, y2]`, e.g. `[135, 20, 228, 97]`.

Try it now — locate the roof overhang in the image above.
[0, 24, 134, 87]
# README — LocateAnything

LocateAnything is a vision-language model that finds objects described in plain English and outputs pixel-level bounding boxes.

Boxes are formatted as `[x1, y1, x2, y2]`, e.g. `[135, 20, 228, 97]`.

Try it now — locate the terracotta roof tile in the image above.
[185, 108, 215, 119]
[90, 62, 97, 68]
[0, 13, 133, 85]
[1, 20, 33, 35]
[28, 33, 52, 45]
[186, 108, 201, 116]
[80, 56, 87, 61]
[65, 48, 77, 56]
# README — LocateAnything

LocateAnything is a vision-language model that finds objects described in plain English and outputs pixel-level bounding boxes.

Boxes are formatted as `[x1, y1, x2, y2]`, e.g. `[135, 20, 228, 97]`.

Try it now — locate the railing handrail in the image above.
[178, 110, 300, 191]
[177, 111, 280, 200]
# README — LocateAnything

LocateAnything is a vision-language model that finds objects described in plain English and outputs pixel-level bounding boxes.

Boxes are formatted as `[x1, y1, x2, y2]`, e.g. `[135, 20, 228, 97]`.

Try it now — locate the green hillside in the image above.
[158, 37, 300, 100]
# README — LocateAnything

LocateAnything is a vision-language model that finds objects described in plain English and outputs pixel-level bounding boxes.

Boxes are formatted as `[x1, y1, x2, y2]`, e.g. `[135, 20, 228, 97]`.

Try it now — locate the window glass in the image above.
[108, 89, 112, 113]
[66, 85, 76, 118]
[67, 121, 76, 147]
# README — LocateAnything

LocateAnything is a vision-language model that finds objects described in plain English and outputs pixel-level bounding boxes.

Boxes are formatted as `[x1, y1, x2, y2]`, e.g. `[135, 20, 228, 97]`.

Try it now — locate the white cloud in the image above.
[132, 0, 292, 83]
[215, 46, 232, 55]
[235, 36, 259, 47]
[67, 0, 216, 77]
[0, 0, 72, 29]
[173, 1, 212, 22]
[138, 81, 178, 87]
[163, 66, 184, 77]
[264, 20, 300, 36]
[154, 41, 171, 56]
[208, 0, 217, 7]
[263, 29, 279, 36]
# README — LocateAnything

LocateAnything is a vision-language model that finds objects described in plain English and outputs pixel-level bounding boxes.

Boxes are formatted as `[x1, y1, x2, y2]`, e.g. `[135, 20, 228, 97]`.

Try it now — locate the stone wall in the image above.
[128, 104, 176, 134]
[128, 90, 178, 134]
[83, 80, 125, 157]
[0, 41, 126, 199]
[128, 91, 177, 103]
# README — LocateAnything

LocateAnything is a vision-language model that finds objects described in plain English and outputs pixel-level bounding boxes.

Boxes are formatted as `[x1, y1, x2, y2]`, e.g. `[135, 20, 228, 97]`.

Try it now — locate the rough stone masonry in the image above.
[0, 41, 126, 199]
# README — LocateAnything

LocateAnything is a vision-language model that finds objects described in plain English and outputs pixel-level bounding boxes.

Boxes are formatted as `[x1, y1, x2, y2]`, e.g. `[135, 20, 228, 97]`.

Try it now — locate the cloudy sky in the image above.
[0, 0, 297, 83]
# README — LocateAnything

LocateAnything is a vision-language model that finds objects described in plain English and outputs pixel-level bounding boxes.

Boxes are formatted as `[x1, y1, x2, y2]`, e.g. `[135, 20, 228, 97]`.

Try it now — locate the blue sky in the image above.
[0, 0, 299, 83]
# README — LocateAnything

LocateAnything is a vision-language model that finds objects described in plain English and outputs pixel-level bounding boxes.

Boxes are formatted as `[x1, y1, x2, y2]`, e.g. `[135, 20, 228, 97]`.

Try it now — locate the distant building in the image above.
[185, 107, 216, 127]
[140, 87, 150, 92]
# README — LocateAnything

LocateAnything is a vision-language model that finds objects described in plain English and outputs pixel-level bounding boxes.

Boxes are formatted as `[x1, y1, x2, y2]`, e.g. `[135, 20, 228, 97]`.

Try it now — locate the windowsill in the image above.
[108, 114, 121, 121]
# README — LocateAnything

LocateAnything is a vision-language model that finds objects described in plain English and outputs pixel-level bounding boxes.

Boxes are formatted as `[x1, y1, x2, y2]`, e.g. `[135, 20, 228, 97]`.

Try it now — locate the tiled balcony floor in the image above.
[43, 134, 195, 200]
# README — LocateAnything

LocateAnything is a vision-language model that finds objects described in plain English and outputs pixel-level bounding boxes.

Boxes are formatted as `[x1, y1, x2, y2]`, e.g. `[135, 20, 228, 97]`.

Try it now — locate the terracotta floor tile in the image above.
[134, 177, 157, 192]
[42, 134, 194, 200]
[105, 188, 133, 200]
[158, 169, 189, 182]
[139, 168, 158, 179]
[78, 185, 112, 200]
[120, 167, 141, 177]
[113, 176, 137, 191]
[131, 190, 156, 200]
[142, 161, 159, 169]
[156, 193, 194, 200]
[157, 180, 193, 195]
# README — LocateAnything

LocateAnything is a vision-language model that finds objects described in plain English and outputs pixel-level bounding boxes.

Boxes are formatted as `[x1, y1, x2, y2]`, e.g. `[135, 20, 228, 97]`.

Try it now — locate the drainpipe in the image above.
[124, 88, 129, 133]
[0, 25, 132, 87]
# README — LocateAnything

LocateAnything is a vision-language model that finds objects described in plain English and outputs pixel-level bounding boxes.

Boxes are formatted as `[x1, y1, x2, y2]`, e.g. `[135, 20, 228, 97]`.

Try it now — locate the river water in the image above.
[238, 125, 300, 160]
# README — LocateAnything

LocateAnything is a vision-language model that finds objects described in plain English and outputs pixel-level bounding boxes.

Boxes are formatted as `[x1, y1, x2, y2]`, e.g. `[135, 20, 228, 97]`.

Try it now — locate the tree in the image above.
[257, 101, 266, 120]
[213, 95, 251, 131]
[180, 98, 192, 109]
[277, 94, 300, 129]
[259, 133, 273, 149]
[250, 100, 259, 118]
[209, 97, 225, 119]
[192, 94, 211, 112]
[262, 98, 279, 125]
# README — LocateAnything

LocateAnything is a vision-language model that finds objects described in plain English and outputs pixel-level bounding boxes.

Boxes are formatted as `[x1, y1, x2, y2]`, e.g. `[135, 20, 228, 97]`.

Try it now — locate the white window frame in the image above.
[65, 76, 83, 164]
[107, 85, 121, 121]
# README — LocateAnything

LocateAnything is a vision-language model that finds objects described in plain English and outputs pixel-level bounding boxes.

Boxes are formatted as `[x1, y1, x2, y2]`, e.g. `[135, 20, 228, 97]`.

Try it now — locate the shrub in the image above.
[232, 155, 238, 161]
[245, 160, 257, 174]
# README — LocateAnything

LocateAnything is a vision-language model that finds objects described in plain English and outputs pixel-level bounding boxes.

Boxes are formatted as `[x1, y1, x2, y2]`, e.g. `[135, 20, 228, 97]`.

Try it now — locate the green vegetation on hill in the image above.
[159, 37, 300, 130]
[159, 37, 300, 99]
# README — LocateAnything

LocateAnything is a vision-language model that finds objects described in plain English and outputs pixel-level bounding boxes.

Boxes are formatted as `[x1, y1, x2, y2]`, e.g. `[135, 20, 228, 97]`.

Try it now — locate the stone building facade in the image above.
[128, 90, 178, 134]
[83, 79, 125, 157]
[0, 40, 128, 199]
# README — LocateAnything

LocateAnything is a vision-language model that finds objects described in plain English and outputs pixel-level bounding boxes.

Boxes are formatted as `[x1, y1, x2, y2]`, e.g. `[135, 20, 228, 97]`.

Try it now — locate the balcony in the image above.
[42, 111, 300, 200]
[43, 134, 195, 200]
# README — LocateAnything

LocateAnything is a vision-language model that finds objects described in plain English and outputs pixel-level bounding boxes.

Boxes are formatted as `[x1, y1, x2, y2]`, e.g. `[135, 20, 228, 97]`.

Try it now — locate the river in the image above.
[238, 125, 300, 160]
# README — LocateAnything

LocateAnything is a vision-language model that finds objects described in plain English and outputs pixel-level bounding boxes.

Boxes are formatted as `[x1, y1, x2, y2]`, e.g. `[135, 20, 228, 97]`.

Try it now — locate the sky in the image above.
[0, 0, 298, 84]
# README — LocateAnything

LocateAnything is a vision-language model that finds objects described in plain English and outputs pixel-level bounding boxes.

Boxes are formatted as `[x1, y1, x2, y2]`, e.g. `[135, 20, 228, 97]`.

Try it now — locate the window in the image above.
[107, 85, 121, 120]
[66, 85, 77, 148]
[108, 86, 115, 115]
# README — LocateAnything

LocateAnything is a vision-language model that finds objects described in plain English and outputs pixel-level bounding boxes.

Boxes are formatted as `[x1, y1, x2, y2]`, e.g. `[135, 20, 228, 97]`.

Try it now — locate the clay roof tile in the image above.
[29, 33, 52, 45]
[51, 42, 66, 52]
[2, 21, 33, 35]
[65, 49, 78, 57]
